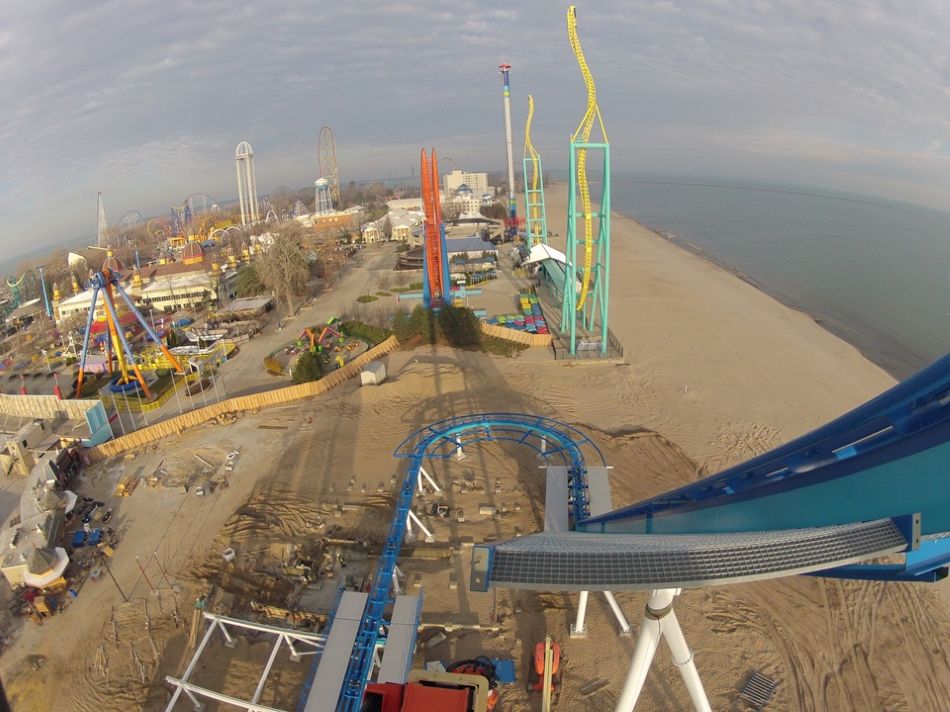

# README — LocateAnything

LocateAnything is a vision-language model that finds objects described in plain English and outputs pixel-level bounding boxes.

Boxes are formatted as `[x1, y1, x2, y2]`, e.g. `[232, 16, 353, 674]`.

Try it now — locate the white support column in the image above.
[615, 589, 711, 712]
[603, 591, 632, 636]
[219, 620, 236, 648]
[455, 437, 467, 461]
[392, 565, 403, 594]
[570, 590, 589, 638]
[184, 688, 205, 711]
[407, 510, 434, 542]
[251, 637, 283, 703]
[419, 466, 441, 493]
[661, 604, 710, 712]
[540, 434, 547, 455]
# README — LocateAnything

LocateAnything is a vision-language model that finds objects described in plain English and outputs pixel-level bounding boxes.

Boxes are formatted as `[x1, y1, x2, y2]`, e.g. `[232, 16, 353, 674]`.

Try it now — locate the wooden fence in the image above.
[86, 336, 400, 462]
[480, 322, 553, 348]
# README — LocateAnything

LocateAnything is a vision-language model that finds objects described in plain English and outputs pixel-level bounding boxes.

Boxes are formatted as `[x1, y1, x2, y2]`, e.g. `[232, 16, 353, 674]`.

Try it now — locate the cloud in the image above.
[1, 1, 950, 248]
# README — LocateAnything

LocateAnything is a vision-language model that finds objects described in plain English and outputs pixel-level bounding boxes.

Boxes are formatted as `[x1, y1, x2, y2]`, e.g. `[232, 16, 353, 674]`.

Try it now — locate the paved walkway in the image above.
[110, 244, 402, 431]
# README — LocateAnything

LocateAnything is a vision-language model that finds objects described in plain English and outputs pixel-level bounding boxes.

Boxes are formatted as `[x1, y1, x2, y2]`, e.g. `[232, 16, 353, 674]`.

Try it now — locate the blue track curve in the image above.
[321, 354, 950, 710]
[332, 413, 603, 711]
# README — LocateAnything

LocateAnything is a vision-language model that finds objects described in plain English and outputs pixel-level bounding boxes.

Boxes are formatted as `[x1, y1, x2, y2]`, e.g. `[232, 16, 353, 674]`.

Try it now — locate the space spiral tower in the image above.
[499, 64, 518, 238]
[234, 140, 260, 227]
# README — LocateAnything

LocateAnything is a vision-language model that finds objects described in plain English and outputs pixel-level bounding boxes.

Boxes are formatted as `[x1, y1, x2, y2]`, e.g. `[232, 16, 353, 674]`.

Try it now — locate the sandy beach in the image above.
[4, 182, 950, 712]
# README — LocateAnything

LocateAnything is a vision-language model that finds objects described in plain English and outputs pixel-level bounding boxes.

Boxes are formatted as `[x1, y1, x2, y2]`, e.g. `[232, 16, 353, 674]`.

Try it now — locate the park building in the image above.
[294, 206, 364, 237]
[443, 169, 490, 196]
[385, 199, 425, 247]
[450, 184, 484, 219]
[361, 223, 382, 244]
[54, 241, 240, 324]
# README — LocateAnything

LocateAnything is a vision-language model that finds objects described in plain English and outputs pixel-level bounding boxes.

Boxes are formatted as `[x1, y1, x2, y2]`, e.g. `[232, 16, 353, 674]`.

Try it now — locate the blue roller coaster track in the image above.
[328, 414, 604, 711]
[310, 354, 950, 711]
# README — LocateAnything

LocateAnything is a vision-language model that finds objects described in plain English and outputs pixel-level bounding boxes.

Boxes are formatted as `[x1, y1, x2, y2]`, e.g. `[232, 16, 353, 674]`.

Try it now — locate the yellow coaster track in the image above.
[567, 5, 608, 310]
[524, 95, 542, 243]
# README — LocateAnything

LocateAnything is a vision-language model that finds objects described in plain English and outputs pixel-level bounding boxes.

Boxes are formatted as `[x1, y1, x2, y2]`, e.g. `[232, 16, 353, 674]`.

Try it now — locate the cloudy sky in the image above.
[2, 0, 950, 253]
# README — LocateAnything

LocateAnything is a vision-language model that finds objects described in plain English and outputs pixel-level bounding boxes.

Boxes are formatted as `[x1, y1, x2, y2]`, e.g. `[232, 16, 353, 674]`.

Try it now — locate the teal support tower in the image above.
[560, 6, 611, 356]
[523, 95, 548, 247]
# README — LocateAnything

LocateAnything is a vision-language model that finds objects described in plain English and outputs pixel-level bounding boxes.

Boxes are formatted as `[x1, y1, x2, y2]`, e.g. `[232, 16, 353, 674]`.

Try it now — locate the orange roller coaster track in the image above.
[420, 148, 451, 308]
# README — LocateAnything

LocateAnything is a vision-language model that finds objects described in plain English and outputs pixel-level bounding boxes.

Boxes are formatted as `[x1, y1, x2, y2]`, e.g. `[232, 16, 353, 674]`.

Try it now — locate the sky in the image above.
[2, 0, 950, 253]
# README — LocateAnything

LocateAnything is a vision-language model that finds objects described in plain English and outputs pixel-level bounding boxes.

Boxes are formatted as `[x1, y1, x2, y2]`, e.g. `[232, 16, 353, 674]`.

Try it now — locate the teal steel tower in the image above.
[523, 95, 548, 247]
[560, 6, 611, 355]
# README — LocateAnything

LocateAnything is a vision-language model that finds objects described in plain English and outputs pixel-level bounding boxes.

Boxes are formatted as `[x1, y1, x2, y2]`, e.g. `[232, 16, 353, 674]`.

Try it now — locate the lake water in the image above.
[607, 175, 950, 379]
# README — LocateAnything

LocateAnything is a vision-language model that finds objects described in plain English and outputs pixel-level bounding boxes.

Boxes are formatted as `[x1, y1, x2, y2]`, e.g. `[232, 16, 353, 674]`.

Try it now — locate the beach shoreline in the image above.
[634, 218, 924, 380]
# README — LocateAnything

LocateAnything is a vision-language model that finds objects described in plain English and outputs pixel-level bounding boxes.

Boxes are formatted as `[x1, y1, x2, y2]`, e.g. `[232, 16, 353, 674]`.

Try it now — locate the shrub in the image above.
[339, 320, 392, 346]
[407, 281, 423, 290]
[356, 294, 378, 303]
[438, 305, 482, 347]
[376, 291, 391, 297]
[409, 305, 438, 344]
[392, 307, 415, 341]
[292, 351, 324, 383]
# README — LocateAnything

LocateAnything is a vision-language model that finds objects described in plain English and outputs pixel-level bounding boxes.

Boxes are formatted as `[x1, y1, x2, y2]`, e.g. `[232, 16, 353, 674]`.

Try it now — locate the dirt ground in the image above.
[0, 342, 947, 712]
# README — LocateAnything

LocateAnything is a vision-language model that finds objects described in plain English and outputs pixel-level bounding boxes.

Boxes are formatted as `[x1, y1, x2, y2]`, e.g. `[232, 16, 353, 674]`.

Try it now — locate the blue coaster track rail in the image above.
[332, 413, 603, 711]
[321, 355, 950, 710]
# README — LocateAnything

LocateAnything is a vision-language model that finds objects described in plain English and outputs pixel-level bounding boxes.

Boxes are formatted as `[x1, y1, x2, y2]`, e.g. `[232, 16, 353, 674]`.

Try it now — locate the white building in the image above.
[387, 206, 424, 247]
[443, 170, 489, 196]
[451, 185, 483, 219]
[361, 224, 381, 244]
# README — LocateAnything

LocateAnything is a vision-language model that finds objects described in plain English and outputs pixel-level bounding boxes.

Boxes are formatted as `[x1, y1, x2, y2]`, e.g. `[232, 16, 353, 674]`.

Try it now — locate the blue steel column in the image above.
[439, 223, 452, 306]
[76, 285, 101, 376]
[38, 267, 52, 318]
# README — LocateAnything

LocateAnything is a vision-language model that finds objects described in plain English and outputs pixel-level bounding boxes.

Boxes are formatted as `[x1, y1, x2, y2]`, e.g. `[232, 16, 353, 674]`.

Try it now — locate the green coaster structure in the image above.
[560, 6, 611, 356]
[523, 94, 548, 247]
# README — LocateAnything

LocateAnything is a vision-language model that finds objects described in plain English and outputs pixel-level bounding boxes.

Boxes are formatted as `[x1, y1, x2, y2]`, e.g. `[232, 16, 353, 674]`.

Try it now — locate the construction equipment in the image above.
[363, 669, 491, 711]
[529, 635, 561, 710]
[445, 657, 499, 710]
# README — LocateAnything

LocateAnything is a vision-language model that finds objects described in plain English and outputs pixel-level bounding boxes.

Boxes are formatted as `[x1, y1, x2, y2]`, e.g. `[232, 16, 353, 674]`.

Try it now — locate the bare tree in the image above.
[441, 201, 462, 222]
[257, 232, 309, 315]
[380, 215, 392, 241]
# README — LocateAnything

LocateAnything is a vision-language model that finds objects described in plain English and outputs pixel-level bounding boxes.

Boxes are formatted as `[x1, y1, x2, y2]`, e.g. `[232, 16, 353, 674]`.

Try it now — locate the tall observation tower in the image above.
[234, 140, 259, 227]
[499, 64, 517, 239]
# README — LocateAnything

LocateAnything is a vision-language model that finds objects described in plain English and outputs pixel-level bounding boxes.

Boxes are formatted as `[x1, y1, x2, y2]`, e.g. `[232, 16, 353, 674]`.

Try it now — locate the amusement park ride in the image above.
[559, 5, 611, 356]
[74, 268, 183, 398]
[523, 94, 548, 248]
[419, 148, 452, 310]
[498, 64, 523, 240]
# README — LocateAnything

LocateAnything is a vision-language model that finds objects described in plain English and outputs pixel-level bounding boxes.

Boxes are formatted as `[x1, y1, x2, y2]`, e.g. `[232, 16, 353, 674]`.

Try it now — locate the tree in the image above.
[292, 351, 324, 383]
[234, 263, 266, 297]
[257, 230, 309, 314]
[441, 201, 462, 222]
[438, 305, 482, 347]
[481, 203, 508, 220]
[380, 216, 392, 241]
